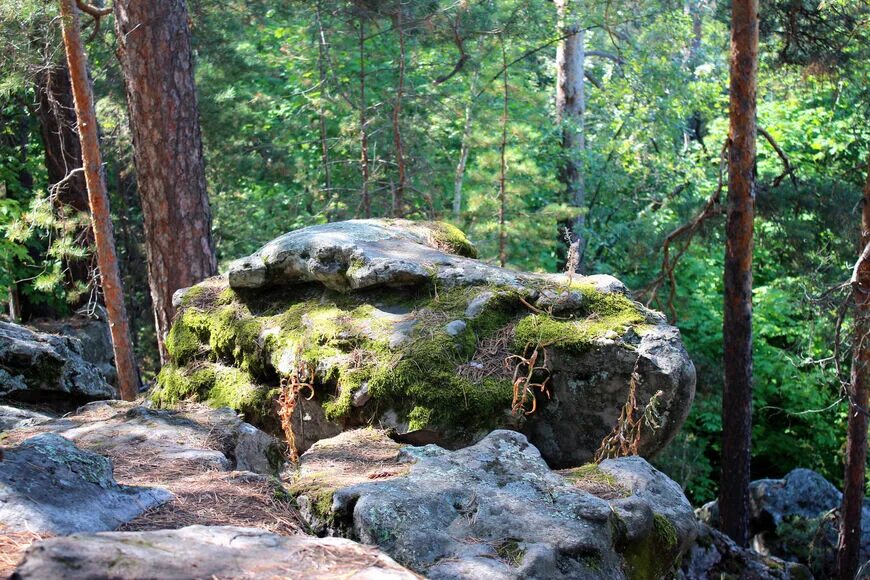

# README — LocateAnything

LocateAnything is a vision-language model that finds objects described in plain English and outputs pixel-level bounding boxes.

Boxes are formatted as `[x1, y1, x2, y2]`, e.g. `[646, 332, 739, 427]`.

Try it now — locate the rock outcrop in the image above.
[3, 400, 285, 476]
[155, 219, 696, 466]
[11, 525, 418, 579]
[698, 468, 870, 577]
[30, 307, 118, 386]
[290, 428, 697, 579]
[0, 433, 171, 534]
[0, 320, 116, 402]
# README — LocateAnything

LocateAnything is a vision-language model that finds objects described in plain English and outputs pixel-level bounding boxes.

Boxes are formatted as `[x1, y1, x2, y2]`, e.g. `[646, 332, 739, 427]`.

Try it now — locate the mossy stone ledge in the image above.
[152, 219, 696, 465]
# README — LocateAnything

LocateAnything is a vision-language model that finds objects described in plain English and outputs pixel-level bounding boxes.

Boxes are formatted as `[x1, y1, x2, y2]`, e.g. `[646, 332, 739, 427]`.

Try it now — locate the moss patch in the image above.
[562, 464, 630, 499]
[514, 285, 646, 352]
[427, 221, 478, 258]
[621, 512, 681, 580]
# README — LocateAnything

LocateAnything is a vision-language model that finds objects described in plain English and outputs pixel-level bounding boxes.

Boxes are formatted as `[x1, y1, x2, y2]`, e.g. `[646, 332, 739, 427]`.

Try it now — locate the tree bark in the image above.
[391, 6, 406, 218]
[359, 16, 371, 218]
[498, 36, 508, 268]
[453, 68, 479, 219]
[315, 1, 332, 200]
[720, 0, 758, 548]
[837, 148, 870, 580]
[59, 0, 139, 401]
[113, 0, 217, 363]
[555, 0, 586, 266]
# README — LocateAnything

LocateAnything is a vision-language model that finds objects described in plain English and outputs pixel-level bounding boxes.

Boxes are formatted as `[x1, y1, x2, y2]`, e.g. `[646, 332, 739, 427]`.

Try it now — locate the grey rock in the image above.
[9, 401, 285, 476]
[353, 381, 372, 407]
[445, 319, 467, 336]
[228, 219, 493, 292]
[678, 522, 812, 580]
[12, 525, 418, 579]
[524, 323, 696, 466]
[322, 430, 696, 579]
[0, 405, 53, 432]
[31, 307, 117, 386]
[0, 433, 172, 534]
[699, 468, 870, 577]
[0, 320, 116, 401]
[464, 291, 494, 318]
[233, 421, 282, 473]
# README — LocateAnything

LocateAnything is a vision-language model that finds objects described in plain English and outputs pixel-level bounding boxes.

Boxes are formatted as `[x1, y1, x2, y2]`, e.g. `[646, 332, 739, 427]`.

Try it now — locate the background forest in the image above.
[1, 0, 869, 505]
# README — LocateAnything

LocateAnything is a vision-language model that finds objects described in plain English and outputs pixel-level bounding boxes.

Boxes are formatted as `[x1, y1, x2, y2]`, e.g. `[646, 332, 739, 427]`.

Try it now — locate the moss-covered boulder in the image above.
[153, 219, 695, 465]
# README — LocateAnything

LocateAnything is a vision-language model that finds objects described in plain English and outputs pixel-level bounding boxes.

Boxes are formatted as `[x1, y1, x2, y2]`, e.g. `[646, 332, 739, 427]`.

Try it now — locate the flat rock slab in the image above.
[11, 525, 418, 579]
[0, 321, 116, 401]
[294, 429, 697, 579]
[4, 400, 284, 476]
[0, 433, 171, 534]
[0, 405, 53, 432]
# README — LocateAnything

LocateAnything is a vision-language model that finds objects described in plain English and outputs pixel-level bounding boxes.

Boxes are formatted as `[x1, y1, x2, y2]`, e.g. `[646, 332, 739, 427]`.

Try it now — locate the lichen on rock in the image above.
[153, 220, 696, 464]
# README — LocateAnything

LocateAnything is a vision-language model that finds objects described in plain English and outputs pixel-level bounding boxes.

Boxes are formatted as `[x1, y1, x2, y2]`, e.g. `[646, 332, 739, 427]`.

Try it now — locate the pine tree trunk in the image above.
[59, 0, 139, 401]
[498, 36, 508, 268]
[453, 69, 479, 219]
[556, 0, 586, 263]
[837, 148, 870, 580]
[113, 0, 217, 362]
[359, 16, 371, 218]
[391, 7, 406, 218]
[720, 0, 758, 548]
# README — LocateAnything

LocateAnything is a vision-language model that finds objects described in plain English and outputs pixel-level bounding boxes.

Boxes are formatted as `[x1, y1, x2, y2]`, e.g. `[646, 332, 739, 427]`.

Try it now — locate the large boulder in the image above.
[155, 220, 696, 466]
[698, 468, 870, 577]
[290, 429, 697, 579]
[0, 320, 116, 402]
[0, 432, 171, 534]
[11, 525, 418, 579]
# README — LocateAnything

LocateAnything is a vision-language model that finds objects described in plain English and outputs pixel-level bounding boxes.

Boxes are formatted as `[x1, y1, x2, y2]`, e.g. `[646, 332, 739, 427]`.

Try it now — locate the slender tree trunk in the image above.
[837, 148, 870, 580]
[453, 69, 479, 219]
[113, 0, 217, 363]
[59, 0, 139, 401]
[391, 6, 406, 218]
[720, 0, 758, 548]
[359, 16, 371, 218]
[498, 36, 508, 268]
[555, 0, 586, 265]
[315, 1, 332, 200]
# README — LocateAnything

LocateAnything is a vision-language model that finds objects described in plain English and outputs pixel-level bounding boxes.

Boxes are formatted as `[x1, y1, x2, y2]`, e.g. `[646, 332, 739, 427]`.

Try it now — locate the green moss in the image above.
[621, 512, 681, 580]
[152, 364, 216, 407]
[408, 406, 433, 430]
[513, 288, 646, 352]
[209, 306, 265, 374]
[428, 221, 478, 258]
[653, 513, 678, 550]
[165, 308, 212, 364]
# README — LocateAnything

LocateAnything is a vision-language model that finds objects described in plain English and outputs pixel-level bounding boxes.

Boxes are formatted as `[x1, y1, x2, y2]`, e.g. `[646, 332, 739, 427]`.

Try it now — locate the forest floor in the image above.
[0, 402, 305, 576]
